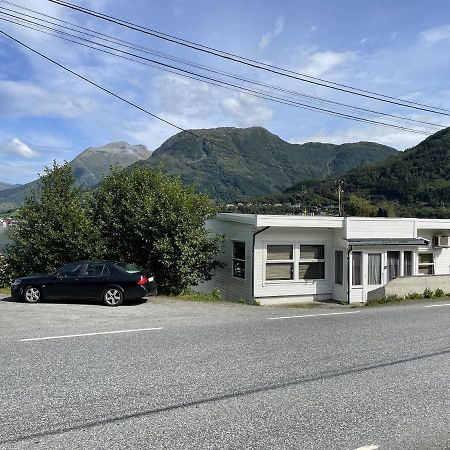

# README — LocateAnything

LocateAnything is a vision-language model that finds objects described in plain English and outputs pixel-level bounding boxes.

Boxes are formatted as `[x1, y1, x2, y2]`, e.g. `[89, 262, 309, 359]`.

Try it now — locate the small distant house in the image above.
[198, 214, 450, 304]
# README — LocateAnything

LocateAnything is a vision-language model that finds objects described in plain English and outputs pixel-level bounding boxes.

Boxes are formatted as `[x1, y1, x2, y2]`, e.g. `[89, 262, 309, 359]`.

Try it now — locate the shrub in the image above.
[7, 162, 101, 277]
[0, 254, 13, 288]
[405, 292, 422, 300]
[423, 288, 434, 299]
[90, 166, 223, 294]
[434, 288, 445, 298]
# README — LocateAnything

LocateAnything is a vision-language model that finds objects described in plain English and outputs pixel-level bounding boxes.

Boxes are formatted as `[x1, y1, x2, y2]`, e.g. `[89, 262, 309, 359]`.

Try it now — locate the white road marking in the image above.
[424, 303, 450, 308]
[20, 327, 163, 342]
[266, 311, 361, 320]
[353, 445, 379, 450]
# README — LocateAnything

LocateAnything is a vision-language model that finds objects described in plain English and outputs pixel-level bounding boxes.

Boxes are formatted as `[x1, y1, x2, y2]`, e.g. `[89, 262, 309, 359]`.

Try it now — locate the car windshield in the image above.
[115, 262, 142, 274]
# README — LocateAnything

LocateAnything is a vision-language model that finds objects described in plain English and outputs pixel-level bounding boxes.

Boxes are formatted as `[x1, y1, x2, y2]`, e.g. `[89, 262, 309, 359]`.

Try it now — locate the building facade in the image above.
[198, 214, 450, 304]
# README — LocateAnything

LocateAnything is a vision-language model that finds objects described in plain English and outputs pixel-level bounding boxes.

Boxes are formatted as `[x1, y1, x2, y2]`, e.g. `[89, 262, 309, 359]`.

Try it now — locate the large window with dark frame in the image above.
[266, 245, 294, 280]
[299, 245, 325, 280]
[232, 241, 246, 279]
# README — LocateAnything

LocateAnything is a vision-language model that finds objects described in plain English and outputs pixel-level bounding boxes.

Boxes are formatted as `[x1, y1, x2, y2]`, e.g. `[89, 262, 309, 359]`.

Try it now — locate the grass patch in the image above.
[173, 289, 259, 306]
[0, 287, 9, 296]
[366, 289, 450, 306]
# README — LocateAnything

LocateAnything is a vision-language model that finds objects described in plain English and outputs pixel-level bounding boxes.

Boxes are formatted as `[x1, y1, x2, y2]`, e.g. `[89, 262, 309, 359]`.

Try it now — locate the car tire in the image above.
[102, 287, 124, 307]
[23, 286, 41, 303]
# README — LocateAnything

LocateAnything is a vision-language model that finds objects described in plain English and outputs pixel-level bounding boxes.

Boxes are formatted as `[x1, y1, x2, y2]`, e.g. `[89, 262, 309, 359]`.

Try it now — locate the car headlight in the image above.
[12, 279, 21, 286]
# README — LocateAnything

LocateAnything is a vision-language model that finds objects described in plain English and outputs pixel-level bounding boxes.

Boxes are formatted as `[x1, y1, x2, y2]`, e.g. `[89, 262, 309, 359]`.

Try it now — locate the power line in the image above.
[0, 28, 314, 181]
[0, 3, 444, 131]
[0, 11, 438, 135]
[48, 0, 450, 116]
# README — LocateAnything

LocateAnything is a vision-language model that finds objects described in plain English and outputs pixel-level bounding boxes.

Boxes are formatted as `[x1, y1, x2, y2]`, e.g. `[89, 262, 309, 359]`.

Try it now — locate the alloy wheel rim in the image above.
[25, 288, 40, 302]
[105, 289, 121, 305]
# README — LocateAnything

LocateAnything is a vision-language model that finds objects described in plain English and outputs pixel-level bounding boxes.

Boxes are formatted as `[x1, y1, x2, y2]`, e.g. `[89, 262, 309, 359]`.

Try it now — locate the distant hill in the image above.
[341, 127, 450, 216]
[0, 181, 20, 191]
[236, 127, 450, 218]
[133, 126, 397, 201]
[0, 142, 152, 212]
[71, 141, 151, 186]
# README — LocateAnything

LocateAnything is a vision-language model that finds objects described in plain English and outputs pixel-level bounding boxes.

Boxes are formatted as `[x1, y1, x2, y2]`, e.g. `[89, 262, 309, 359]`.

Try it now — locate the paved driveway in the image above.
[0, 297, 449, 449]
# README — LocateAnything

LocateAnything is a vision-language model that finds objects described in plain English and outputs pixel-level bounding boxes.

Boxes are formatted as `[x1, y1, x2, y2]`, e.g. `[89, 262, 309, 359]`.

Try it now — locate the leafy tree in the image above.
[90, 166, 223, 294]
[346, 195, 379, 217]
[6, 162, 101, 277]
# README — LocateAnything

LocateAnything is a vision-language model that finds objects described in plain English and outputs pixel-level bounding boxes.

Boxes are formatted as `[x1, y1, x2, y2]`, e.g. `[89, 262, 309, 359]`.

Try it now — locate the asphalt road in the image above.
[0, 297, 449, 450]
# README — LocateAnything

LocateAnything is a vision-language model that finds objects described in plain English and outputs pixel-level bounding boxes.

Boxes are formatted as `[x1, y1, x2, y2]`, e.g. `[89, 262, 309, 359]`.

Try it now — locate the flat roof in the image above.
[216, 214, 450, 230]
[216, 213, 344, 228]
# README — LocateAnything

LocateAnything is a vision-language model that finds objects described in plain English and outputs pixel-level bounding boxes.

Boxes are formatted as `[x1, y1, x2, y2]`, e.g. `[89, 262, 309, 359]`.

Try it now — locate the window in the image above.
[418, 253, 434, 275]
[368, 253, 382, 285]
[352, 252, 362, 285]
[57, 262, 83, 278]
[85, 263, 110, 277]
[404, 251, 412, 276]
[335, 251, 343, 285]
[232, 241, 246, 279]
[266, 245, 294, 280]
[299, 245, 325, 280]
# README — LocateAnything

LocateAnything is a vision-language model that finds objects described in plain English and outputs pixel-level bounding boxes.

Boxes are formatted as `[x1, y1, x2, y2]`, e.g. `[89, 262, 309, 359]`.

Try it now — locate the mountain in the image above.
[0, 142, 152, 212]
[341, 127, 450, 216]
[70, 141, 152, 186]
[133, 126, 397, 201]
[0, 181, 20, 191]
[238, 127, 450, 218]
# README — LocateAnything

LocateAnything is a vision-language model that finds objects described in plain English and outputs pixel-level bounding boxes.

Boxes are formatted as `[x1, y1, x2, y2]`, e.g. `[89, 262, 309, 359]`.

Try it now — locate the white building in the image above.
[198, 214, 450, 304]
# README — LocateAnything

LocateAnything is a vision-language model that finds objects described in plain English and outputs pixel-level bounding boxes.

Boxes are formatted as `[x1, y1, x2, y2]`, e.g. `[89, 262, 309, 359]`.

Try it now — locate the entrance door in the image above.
[387, 251, 400, 281]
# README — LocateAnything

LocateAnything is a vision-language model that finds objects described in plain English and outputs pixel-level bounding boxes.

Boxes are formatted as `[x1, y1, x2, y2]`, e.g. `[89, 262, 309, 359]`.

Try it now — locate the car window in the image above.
[85, 263, 110, 277]
[115, 262, 141, 273]
[58, 263, 83, 278]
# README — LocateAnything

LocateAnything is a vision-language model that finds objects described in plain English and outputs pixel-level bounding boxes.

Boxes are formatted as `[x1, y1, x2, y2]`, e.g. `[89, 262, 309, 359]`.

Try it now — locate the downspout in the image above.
[251, 226, 270, 301]
[347, 245, 353, 305]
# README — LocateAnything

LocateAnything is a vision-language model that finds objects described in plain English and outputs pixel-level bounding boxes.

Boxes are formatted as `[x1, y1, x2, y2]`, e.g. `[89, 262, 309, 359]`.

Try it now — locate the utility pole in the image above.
[335, 179, 344, 217]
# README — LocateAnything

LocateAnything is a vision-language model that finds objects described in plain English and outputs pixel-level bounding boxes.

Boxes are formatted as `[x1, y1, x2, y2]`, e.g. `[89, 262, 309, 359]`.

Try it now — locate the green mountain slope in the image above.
[342, 127, 450, 216]
[134, 126, 397, 201]
[241, 127, 450, 218]
[0, 142, 152, 212]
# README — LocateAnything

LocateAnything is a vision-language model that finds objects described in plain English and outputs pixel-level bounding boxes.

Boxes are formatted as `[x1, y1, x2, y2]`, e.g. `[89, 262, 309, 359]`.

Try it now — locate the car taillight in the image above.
[137, 276, 148, 285]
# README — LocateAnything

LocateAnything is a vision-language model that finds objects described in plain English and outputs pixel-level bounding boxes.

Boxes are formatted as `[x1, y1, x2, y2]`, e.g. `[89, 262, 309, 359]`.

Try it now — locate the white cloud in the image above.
[221, 94, 273, 126]
[419, 25, 450, 45]
[258, 16, 285, 50]
[300, 50, 356, 77]
[0, 138, 38, 158]
[0, 80, 97, 118]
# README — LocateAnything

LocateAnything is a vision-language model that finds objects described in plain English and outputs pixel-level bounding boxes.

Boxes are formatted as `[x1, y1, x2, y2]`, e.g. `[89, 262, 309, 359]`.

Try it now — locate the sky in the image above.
[1, 0, 450, 184]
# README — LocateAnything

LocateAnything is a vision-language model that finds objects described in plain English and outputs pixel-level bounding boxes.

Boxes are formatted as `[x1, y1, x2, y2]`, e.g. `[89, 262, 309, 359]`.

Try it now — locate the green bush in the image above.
[0, 254, 13, 288]
[423, 288, 434, 299]
[90, 166, 224, 295]
[434, 288, 445, 298]
[405, 292, 422, 300]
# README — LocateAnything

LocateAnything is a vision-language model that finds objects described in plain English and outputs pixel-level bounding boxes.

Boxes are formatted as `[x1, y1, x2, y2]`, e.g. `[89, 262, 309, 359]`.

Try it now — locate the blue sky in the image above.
[1, 0, 450, 183]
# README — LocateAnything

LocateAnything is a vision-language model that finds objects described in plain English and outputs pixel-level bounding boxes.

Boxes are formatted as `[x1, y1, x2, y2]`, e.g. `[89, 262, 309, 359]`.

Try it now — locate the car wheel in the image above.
[23, 286, 41, 303]
[103, 287, 123, 307]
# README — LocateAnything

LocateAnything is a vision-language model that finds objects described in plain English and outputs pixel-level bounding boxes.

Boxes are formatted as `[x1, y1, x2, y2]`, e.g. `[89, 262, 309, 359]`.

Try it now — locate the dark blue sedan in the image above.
[11, 260, 157, 306]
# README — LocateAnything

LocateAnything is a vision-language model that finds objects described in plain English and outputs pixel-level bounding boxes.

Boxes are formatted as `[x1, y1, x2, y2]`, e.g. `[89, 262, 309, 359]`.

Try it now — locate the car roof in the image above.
[70, 260, 118, 264]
